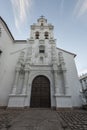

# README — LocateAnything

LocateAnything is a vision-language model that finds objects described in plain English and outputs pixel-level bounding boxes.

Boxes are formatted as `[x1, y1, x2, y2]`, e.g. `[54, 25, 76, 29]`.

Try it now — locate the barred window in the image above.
[35, 31, 39, 39]
[39, 45, 45, 53]
[0, 50, 2, 55]
[44, 32, 49, 39]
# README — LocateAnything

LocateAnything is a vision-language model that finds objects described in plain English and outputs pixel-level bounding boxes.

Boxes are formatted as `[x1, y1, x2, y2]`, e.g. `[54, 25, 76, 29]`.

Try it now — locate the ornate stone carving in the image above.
[0, 27, 1, 36]
[12, 51, 25, 95]
[22, 71, 29, 94]
[25, 47, 32, 64]
[58, 64, 63, 73]
[80, 87, 87, 105]
[29, 39, 34, 44]
[49, 40, 55, 44]
[39, 40, 44, 44]
[58, 52, 66, 71]
[31, 25, 35, 30]
[49, 25, 54, 30]
[40, 26, 44, 30]
[51, 44, 57, 64]
[12, 70, 19, 94]
[58, 52, 68, 95]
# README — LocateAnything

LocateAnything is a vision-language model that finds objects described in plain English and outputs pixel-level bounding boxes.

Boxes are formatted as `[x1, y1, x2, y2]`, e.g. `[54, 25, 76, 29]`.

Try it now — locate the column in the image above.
[62, 71, 67, 95]
[22, 71, 29, 94]
[81, 80, 84, 90]
[84, 79, 87, 89]
[12, 70, 19, 94]
[54, 70, 59, 94]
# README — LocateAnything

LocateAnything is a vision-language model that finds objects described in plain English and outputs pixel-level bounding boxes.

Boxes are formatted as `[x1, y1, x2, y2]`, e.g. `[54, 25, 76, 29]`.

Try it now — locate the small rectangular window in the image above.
[39, 50, 44, 53]
[0, 50, 2, 54]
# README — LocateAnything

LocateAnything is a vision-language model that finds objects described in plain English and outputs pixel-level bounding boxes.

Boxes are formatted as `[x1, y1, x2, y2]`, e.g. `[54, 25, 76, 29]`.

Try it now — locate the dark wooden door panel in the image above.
[30, 75, 51, 108]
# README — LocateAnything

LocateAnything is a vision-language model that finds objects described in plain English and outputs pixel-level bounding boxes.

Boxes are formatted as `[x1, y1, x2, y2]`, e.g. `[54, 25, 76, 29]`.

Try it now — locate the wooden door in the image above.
[30, 76, 51, 107]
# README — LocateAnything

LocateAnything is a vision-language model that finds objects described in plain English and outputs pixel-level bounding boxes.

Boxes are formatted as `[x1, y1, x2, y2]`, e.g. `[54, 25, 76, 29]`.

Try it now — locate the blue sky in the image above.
[0, 0, 87, 75]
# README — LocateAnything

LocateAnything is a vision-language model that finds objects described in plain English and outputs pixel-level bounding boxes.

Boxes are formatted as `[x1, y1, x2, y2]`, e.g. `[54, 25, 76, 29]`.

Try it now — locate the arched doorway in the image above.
[30, 75, 51, 108]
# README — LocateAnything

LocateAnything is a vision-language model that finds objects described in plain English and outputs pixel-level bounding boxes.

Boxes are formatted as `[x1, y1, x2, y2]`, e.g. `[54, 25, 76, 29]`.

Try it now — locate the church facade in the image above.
[0, 16, 81, 109]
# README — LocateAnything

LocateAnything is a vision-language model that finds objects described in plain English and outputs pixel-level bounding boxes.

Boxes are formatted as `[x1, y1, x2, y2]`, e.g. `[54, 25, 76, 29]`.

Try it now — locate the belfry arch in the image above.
[30, 75, 51, 108]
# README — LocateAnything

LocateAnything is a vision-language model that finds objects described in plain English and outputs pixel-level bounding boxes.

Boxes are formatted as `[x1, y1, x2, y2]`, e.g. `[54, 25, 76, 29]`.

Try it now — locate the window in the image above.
[35, 31, 39, 39]
[44, 32, 49, 39]
[40, 56, 43, 62]
[41, 23, 43, 26]
[39, 45, 45, 53]
[0, 50, 2, 55]
[39, 50, 44, 53]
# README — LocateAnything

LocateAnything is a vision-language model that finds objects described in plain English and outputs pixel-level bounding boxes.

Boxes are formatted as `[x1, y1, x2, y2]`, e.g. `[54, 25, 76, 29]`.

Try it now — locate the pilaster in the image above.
[52, 64, 60, 94]
[11, 69, 19, 94]
[58, 52, 68, 95]
[22, 70, 29, 94]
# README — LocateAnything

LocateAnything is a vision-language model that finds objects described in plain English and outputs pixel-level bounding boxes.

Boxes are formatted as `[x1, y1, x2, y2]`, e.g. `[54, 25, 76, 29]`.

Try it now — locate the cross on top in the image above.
[40, 15, 45, 18]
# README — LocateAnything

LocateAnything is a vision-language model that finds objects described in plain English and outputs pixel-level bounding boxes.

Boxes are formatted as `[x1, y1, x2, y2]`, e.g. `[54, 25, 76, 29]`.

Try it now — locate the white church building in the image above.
[0, 16, 81, 109]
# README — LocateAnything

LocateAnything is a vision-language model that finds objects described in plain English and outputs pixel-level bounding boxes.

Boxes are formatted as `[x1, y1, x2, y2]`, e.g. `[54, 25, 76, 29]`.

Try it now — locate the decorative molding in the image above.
[40, 26, 44, 30]
[58, 52, 66, 71]
[48, 24, 54, 30]
[9, 94, 27, 97]
[29, 39, 34, 44]
[54, 94, 71, 97]
[39, 40, 44, 44]
[0, 27, 1, 36]
[31, 25, 35, 30]
[49, 39, 55, 44]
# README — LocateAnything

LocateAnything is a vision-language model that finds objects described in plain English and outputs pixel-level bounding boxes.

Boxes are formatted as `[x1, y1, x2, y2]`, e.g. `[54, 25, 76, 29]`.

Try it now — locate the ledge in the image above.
[9, 94, 27, 97]
[54, 94, 71, 97]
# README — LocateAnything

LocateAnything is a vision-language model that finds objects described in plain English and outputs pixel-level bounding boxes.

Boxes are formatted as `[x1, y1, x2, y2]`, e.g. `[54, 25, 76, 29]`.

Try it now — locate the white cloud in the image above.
[73, 0, 87, 18]
[10, 0, 32, 29]
[73, 0, 82, 16]
[78, 0, 87, 17]
[60, 0, 64, 17]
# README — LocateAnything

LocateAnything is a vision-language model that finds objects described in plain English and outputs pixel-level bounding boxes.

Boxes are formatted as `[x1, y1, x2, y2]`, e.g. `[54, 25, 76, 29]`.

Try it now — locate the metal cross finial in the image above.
[40, 15, 45, 18]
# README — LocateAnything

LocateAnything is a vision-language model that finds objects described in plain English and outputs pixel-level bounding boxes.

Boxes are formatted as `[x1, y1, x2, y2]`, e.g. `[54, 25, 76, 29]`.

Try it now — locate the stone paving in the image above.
[58, 110, 87, 130]
[0, 108, 64, 130]
[0, 109, 87, 130]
